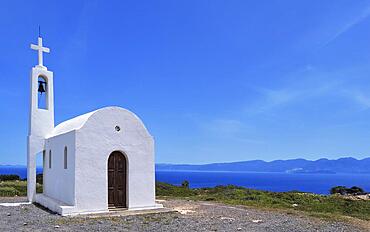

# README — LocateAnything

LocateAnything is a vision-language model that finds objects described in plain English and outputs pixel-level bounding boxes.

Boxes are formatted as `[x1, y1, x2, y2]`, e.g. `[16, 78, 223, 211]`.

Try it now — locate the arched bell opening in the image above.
[37, 76, 48, 109]
[107, 151, 128, 208]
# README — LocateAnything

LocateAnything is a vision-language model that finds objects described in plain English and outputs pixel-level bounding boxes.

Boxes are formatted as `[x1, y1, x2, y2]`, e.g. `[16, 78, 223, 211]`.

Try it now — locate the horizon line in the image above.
[1, 156, 369, 167]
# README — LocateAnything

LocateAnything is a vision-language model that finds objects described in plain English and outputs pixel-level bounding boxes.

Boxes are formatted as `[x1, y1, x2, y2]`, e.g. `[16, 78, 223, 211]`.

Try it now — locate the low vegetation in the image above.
[156, 182, 370, 221]
[330, 186, 365, 195]
[0, 175, 42, 197]
[0, 181, 43, 196]
[1, 174, 368, 221]
[0, 174, 20, 182]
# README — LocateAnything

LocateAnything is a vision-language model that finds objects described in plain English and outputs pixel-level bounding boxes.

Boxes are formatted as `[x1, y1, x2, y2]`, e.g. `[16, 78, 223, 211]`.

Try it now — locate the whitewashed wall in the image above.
[27, 67, 54, 202]
[44, 131, 76, 205]
[74, 107, 156, 213]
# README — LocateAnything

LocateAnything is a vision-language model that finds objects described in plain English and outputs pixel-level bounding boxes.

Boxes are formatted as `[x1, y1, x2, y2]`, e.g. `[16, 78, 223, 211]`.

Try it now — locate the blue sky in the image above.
[1, 1, 370, 165]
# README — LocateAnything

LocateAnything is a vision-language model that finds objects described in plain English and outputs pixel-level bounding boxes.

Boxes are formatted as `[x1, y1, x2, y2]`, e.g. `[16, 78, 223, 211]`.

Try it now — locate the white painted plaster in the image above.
[74, 107, 158, 214]
[28, 37, 161, 216]
[27, 65, 54, 202]
[43, 131, 75, 206]
[48, 112, 94, 137]
[30, 37, 50, 68]
[0, 202, 31, 207]
[35, 107, 162, 215]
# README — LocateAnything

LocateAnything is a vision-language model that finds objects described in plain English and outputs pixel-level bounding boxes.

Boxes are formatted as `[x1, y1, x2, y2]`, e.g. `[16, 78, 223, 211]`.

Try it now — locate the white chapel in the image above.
[27, 36, 162, 216]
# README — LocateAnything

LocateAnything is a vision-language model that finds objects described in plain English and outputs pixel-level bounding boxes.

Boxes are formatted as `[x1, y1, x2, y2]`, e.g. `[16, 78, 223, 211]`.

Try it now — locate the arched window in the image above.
[42, 150, 46, 169]
[37, 76, 48, 109]
[64, 146, 68, 169]
[49, 150, 52, 169]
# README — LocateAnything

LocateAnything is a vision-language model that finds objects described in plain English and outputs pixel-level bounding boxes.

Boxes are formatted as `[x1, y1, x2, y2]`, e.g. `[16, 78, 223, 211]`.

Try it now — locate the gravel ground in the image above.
[0, 197, 368, 232]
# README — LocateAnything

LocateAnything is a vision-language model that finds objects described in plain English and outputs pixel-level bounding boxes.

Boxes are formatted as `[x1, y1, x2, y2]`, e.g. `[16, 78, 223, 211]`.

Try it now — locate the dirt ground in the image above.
[0, 197, 368, 232]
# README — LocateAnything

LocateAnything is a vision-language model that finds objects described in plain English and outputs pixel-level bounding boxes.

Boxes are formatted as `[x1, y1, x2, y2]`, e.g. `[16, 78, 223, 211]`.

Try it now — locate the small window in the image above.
[42, 150, 46, 169]
[64, 146, 68, 169]
[49, 150, 52, 169]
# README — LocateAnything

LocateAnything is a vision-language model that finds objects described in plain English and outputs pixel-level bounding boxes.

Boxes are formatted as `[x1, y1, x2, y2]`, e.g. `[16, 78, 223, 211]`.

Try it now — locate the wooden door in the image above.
[108, 151, 127, 208]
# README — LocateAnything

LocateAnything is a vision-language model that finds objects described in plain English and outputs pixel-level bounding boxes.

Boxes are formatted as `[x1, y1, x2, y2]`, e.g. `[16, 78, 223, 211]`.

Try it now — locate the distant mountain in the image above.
[2, 157, 369, 174]
[156, 157, 370, 174]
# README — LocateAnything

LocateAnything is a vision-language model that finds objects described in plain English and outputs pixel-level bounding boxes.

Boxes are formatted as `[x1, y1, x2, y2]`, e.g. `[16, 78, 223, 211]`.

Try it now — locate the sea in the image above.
[1, 167, 370, 195]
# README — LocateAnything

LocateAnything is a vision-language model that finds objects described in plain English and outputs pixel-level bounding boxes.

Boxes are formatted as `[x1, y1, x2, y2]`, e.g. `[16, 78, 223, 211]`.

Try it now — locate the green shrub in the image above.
[330, 186, 347, 195]
[181, 180, 189, 189]
[0, 175, 20, 181]
[0, 181, 27, 195]
[0, 186, 20, 197]
[36, 173, 43, 185]
[156, 181, 195, 197]
[330, 186, 365, 195]
[0, 180, 43, 196]
[349, 186, 365, 195]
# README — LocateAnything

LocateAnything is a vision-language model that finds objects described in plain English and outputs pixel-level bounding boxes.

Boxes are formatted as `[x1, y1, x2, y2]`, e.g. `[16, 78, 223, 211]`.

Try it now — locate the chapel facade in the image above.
[27, 36, 161, 216]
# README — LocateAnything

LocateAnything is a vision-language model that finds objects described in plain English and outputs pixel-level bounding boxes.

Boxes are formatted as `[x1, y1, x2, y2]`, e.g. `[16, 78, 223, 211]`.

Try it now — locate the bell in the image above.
[38, 81, 46, 94]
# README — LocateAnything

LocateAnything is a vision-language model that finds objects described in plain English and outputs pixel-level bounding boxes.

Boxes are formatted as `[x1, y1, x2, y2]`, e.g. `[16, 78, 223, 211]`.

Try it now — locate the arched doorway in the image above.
[108, 151, 127, 208]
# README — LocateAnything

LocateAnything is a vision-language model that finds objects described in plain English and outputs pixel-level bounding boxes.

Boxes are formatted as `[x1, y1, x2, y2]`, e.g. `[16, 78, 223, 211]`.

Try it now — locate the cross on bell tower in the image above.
[30, 36, 50, 68]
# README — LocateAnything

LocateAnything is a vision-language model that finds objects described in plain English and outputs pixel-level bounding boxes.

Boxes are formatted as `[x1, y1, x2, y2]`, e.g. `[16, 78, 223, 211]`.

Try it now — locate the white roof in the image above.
[48, 110, 97, 137]
[47, 106, 149, 138]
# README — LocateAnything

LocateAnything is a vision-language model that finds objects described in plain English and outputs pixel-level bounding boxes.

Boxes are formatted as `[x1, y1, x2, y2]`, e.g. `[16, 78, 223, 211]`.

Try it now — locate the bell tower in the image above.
[27, 36, 54, 202]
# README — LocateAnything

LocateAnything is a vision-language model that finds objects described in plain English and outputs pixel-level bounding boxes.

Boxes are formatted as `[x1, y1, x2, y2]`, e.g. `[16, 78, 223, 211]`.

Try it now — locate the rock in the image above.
[237, 228, 242, 231]
[54, 225, 60, 228]
[252, 220, 262, 223]
[292, 204, 298, 207]
[6, 213, 10, 216]
[220, 217, 235, 221]
[23, 223, 28, 226]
